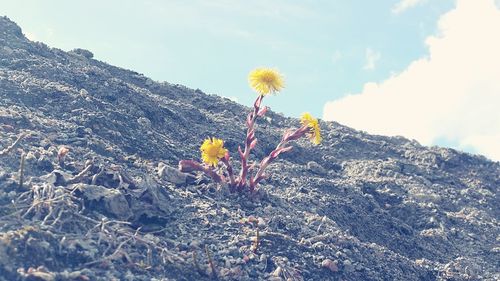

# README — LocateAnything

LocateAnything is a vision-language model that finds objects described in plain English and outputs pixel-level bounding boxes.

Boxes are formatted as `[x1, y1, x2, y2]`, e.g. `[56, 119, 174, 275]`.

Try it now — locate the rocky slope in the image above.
[0, 16, 498, 280]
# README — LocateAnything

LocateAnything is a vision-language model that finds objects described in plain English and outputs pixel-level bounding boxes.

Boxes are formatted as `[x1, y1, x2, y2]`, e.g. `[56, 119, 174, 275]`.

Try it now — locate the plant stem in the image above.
[238, 94, 264, 191]
[250, 125, 310, 189]
[205, 245, 218, 280]
[19, 152, 25, 189]
[221, 158, 236, 190]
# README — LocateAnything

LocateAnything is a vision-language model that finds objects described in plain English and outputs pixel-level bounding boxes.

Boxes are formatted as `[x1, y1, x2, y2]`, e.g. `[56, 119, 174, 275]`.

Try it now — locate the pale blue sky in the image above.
[3, 1, 500, 161]
[2, 0, 453, 117]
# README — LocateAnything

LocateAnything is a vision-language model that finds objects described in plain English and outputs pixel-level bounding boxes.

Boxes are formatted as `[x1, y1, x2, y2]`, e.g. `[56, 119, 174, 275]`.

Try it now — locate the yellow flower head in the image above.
[248, 68, 284, 95]
[200, 137, 228, 167]
[300, 112, 322, 145]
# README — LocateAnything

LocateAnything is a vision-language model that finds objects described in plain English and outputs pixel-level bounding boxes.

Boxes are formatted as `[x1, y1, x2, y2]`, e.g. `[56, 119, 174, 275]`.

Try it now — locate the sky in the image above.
[2, 0, 499, 161]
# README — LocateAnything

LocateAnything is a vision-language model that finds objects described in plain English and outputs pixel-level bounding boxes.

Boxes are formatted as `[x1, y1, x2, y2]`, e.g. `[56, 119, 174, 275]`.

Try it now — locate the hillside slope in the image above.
[0, 17, 498, 280]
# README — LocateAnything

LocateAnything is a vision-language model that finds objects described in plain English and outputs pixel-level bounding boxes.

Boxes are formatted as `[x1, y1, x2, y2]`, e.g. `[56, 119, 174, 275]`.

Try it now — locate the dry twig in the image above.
[18, 152, 25, 189]
[0, 132, 26, 156]
[66, 163, 93, 184]
[205, 244, 218, 280]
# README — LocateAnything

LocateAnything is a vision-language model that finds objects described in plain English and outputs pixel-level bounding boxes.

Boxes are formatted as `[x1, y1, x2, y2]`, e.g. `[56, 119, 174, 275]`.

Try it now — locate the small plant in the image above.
[179, 68, 321, 193]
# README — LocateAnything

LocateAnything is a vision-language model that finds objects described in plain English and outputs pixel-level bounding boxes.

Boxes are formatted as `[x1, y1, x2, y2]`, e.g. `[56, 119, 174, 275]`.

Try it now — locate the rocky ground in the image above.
[0, 16, 499, 280]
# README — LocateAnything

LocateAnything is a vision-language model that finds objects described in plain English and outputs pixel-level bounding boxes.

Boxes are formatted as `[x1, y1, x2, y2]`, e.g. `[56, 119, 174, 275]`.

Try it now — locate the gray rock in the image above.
[79, 88, 89, 97]
[343, 259, 354, 272]
[36, 155, 54, 171]
[307, 161, 327, 175]
[70, 48, 94, 59]
[321, 258, 339, 272]
[158, 162, 186, 184]
[76, 184, 132, 219]
[137, 117, 152, 128]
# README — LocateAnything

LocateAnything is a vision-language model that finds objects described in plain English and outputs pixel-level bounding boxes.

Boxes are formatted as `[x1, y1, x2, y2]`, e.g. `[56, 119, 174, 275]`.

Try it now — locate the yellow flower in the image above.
[200, 137, 228, 167]
[248, 68, 284, 95]
[300, 112, 322, 145]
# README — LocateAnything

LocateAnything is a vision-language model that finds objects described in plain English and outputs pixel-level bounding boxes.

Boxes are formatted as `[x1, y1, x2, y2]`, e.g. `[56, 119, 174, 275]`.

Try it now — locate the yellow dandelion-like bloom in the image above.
[248, 68, 284, 95]
[200, 137, 228, 167]
[300, 112, 322, 145]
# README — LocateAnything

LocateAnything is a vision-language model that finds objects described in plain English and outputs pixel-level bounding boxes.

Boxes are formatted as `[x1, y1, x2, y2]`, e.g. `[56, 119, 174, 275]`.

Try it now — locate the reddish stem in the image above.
[178, 160, 224, 183]
[237, 94, 264, 191]
[249, 125, 310, 190]
[221, 156, 236, 191]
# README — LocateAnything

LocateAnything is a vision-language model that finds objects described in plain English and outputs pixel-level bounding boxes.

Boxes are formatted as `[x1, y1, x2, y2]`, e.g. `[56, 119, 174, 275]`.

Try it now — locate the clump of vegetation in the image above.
[179, 68, 322, 193]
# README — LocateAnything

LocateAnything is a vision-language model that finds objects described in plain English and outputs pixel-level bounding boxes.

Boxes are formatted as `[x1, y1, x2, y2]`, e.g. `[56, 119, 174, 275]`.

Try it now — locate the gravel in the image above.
[0, 16, 499, 281]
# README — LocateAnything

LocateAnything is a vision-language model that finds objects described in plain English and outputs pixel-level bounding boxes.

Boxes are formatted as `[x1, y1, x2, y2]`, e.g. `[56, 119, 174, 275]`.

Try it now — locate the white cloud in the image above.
[363, 48, 381, 70]
[392, 0, 427, 14]
[461, 134, 500, 161]
[324, 0, 500, 161]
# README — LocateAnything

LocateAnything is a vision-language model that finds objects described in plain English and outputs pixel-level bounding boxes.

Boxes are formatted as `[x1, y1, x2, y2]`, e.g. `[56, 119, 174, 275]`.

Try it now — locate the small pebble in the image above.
[343, 259, 354, 272]
[322, 259, 339, 272]
[307, 161, 327, 175]
[158, 162, 186, 184]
